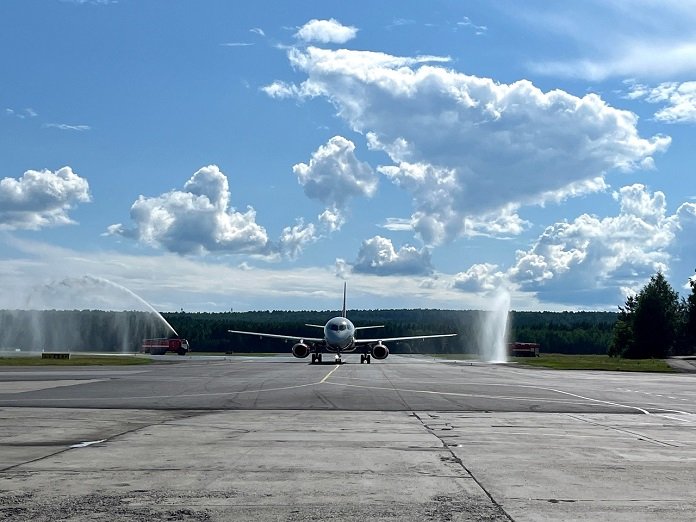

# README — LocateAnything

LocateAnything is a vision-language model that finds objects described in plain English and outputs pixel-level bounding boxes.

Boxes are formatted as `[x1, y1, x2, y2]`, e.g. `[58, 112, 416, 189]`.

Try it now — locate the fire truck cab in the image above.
[141, 338, 190, 356]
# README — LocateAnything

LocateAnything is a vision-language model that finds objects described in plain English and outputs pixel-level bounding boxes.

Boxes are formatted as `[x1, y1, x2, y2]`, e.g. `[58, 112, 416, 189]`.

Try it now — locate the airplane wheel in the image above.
[317, 354, 322, 363]
[360, 354, 365, 364]
[366, 355, 371, 364]
[311, 354, 316, 364]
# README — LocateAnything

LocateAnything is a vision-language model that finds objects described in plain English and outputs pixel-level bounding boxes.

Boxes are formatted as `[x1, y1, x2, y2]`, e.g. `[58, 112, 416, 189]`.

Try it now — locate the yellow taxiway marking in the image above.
[320, 365, 341, 383]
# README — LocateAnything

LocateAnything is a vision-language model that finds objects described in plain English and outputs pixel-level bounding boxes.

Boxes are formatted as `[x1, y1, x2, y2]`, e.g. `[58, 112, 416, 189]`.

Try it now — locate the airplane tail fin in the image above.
[342, 282, 347, 318]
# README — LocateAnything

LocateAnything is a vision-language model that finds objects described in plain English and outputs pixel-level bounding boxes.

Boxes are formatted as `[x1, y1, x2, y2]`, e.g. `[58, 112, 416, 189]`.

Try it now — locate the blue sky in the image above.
[2, 0, 696, 312]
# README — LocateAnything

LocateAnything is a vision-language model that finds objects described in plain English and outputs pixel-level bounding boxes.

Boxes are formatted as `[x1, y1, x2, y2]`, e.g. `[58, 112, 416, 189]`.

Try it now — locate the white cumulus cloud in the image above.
[346, 235, 433, 276]
[293, 135, 377, 208]
[453, 263, 506, 293]
[507, 184, 693, 305]
[273, 46, 669, 245]
[294, 18, 358, 44]
[107, 165, 270, 256]
[292, 136, 377, 231]
[0, 167, 91, 230]
[279, 219, 318, 260]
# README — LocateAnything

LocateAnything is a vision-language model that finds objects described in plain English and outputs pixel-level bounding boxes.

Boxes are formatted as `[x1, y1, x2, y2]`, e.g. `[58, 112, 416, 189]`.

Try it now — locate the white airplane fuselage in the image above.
[323, 316, 356, 352]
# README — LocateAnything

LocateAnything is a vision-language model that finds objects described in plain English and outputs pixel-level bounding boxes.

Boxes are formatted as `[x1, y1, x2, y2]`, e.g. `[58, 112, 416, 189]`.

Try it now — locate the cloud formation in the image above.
[292, 136, 377, 230]
[0, 167, 91, 230]
[340, 235, 433, 276]
[482, 184, 696, 306]
[279, 219, 318, 260]
[43, 123, 91, 131]
[626, 81, 696, 124]
[522, 2, 696, 80]
[108, 165, 270, 256]
[293, 136, 377, 208]
[453, 263, 505, 293]
[294, 19, 358, 44]
[270, 46, 669, 245]
[5, 107, 37, 119]
[457, 16, 487, 35]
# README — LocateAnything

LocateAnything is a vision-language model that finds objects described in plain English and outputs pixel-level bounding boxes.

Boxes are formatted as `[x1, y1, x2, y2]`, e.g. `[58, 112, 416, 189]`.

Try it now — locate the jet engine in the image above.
[371, 343, 389, 360]
[291, 342, 310, 358]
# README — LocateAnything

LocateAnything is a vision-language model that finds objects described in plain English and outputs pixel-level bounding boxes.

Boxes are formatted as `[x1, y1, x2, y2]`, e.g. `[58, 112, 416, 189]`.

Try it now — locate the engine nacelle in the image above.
[291, 342, 310, 358]
[371, 343, 389, 360]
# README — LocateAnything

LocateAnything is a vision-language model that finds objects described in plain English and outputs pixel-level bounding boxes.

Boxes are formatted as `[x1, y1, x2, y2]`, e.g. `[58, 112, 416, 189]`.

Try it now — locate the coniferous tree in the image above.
[613, 272, 681, 359]
[609, 295, 636, 357]
[684, 270, 696, 354]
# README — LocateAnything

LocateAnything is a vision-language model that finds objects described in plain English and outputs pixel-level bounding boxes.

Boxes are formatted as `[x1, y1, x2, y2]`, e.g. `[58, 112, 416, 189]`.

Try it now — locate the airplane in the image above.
[227, 283, 457, 364]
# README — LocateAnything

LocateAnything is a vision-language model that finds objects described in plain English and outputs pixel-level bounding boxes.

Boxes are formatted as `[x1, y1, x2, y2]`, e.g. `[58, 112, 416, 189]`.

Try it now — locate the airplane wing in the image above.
[355, 333, 457, 343]
[227, 330, 324, 343]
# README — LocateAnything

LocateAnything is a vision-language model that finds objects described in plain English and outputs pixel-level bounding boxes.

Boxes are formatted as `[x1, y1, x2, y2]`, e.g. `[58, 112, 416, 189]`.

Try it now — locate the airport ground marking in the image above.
[320, 364, 341, 383]
[0, 367, 350, 403]
[323, 381, 630, 408]
[537, 387, 650, 414]
[564, 413, 680, 447]
[325, 379, 653, 413]
[0, 382, 321, 402]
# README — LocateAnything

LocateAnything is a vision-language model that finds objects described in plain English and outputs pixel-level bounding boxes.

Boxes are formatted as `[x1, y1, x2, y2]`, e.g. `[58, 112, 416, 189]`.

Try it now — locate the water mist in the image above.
[0, 275, 179, 353]
[477, 288, 510, 363]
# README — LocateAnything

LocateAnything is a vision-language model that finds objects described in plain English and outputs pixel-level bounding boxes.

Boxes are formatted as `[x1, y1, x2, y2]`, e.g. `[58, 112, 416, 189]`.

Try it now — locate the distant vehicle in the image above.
[508, 342, 540, 357]
[227, 283, 457, 364]
[141, 338, 190, 356]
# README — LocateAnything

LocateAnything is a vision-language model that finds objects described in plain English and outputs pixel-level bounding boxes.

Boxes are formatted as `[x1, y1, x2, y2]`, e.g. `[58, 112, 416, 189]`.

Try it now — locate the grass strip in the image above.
[0, 355, 152, 366]
[511, 354, 673, 372]
[433, 353, 674, 372]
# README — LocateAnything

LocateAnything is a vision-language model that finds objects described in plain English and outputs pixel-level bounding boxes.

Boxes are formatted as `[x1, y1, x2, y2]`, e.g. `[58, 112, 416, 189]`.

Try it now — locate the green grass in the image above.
[510, 354, 674, 372]
[432, 353, 674, 372]
[0, 355, 153, 366]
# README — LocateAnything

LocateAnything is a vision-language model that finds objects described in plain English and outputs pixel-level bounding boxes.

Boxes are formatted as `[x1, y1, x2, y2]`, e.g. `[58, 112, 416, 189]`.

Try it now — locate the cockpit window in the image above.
[339, 324, 347, 331]
[330, 324, 339, 331]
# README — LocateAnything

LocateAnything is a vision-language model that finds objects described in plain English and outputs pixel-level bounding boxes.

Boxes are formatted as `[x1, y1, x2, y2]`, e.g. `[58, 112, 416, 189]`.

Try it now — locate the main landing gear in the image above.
[311, 353, 345, 364]
[360, 354, 371, 364]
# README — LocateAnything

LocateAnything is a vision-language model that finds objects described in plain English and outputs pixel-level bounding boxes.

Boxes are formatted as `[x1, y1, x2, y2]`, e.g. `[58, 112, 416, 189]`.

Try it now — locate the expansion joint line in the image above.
[412, 411, 515, 522]
[0, 410, 210, 473]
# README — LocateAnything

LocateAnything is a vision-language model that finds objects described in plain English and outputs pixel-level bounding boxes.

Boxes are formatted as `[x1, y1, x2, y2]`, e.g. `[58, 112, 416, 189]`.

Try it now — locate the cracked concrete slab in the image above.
[1, 409, 509, 521]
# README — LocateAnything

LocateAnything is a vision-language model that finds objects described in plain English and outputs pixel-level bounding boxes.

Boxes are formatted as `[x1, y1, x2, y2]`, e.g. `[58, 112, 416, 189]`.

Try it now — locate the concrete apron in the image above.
[2, 408, 695, 521]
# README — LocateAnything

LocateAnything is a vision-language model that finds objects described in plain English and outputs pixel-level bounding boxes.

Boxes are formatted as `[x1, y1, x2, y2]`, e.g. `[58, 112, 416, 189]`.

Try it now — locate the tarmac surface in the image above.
[1, 354, 695, 520]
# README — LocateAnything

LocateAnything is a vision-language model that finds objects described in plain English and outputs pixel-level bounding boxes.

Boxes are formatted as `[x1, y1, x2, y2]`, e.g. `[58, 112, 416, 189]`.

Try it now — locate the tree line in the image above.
[609, 271, 696, 358]
[4, 274, 693, 358]
[1, 307, 619, 355]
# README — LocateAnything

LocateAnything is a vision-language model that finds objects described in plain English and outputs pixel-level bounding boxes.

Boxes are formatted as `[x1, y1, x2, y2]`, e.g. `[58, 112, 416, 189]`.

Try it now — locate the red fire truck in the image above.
[141, 338, 190, 356]
[508, 342, 540, 357]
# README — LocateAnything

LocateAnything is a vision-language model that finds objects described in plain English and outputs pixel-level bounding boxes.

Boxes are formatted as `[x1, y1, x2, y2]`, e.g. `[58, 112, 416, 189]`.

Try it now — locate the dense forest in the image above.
[0, 308, 618, 355]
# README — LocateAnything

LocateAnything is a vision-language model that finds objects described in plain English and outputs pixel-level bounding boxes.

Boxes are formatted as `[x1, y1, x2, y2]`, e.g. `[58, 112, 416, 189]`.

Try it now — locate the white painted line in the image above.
[325, 378, 652, 414]
[320, 365, 341, 383]
[0, 379, 105, 394]
[0, 382, 320, 402]
[70, 439, 106, 448]
[324, 382, 625, 408]
[540, 387, 650, 415]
